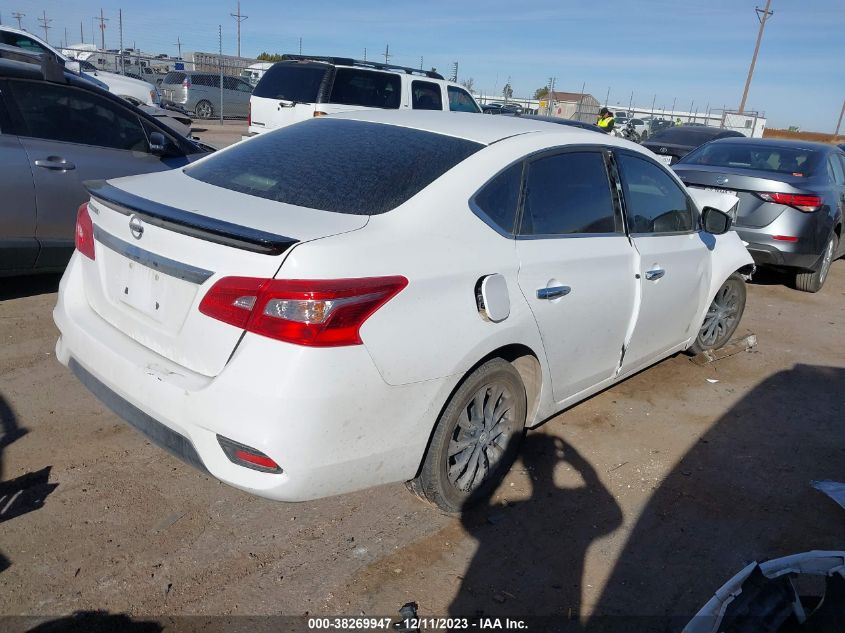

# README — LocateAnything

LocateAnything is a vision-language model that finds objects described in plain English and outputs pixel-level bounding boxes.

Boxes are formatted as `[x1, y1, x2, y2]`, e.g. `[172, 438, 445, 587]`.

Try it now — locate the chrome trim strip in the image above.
[85, 180, 297, 256]
[94, 226, 214, 285]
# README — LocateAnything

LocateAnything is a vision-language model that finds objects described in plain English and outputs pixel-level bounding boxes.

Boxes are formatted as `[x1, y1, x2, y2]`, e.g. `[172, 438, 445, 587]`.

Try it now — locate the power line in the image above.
[12, 11, 25, 30]
[230, 1, 248, 57]
[37, 10, 52, 44]
[739, 0, 774, 113]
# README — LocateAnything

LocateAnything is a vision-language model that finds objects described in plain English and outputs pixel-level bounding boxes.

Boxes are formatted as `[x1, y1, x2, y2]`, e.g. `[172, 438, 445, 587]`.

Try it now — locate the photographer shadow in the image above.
[449, 433, 623, 622]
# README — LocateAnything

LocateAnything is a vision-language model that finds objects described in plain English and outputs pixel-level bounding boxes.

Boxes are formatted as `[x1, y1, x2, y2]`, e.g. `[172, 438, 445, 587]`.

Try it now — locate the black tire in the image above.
[409, 358, 527, 513]
[795, 233, 837, 293]
[194, 100, 214, 120]
[688, 273, 747, 355]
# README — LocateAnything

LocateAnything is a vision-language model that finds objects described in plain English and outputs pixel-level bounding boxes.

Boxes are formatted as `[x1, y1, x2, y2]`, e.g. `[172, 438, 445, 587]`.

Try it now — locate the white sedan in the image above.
[54, 111, 753, 512]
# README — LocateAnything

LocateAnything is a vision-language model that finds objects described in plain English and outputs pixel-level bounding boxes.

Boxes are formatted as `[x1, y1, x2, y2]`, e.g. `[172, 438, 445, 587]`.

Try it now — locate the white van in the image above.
[247, 55, 481, 136]
[240, 61, 274, 87]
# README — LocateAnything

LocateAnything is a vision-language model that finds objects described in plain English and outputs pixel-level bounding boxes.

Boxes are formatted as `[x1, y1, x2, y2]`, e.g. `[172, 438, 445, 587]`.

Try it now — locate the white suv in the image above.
[248, 55, 480, 136]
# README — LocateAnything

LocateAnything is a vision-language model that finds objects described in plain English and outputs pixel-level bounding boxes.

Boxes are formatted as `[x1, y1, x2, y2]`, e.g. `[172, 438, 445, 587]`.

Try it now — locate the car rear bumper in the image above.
[54, 254, 449, 502]
[735, 210, 824, 271]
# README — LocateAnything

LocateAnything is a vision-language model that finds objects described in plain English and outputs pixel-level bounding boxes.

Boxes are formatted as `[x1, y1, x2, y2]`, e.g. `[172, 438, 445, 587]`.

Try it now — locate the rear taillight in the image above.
[758, 192, 822, 213]
[199, 276, 408, 347]
[75, 203, 95, 260]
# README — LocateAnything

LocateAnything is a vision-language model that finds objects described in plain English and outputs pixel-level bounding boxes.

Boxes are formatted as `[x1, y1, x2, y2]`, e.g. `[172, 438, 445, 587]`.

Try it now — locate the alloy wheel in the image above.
[447, 382, 515, 492]
[699, 282, 742, 348]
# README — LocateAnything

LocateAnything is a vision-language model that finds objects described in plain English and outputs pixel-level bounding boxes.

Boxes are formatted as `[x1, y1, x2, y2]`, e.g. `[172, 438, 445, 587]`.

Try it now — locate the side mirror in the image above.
[701, 206, 732, 235]
[148, 131, 168, 155]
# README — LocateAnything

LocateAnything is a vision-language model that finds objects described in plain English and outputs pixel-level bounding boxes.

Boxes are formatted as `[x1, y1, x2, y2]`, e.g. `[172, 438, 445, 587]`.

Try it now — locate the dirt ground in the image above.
[1, 122, 844, 630]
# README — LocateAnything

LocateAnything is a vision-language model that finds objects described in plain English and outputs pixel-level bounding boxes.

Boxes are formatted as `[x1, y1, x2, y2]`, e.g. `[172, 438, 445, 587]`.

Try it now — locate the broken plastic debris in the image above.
[706, 379, 719, 384]
[691, 334, 757, 366]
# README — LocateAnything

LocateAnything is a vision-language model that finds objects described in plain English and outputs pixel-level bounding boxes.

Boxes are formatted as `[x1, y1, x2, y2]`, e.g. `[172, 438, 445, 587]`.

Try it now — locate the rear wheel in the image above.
[688, 273, 746, 355]
[409, 358, 526, 513]
[795, 233, 837, 293]
[194, 100, 214, 119]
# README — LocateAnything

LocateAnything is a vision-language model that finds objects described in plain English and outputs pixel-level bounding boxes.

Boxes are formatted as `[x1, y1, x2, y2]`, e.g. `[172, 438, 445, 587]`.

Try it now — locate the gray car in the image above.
[674, 138, 845, 292]
[0, 51, 213, 276]
[159, 70, 252, 119]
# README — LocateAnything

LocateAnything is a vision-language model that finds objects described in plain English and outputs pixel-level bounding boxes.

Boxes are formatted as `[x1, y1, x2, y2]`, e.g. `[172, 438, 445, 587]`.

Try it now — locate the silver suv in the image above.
[160, 71, 252, 119]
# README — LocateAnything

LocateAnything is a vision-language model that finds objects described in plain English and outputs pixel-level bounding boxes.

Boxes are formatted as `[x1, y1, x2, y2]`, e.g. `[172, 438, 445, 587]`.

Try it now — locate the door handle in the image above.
[536, 286, 571, 300]
[34, 158, 76, 171]
[644, 268, 665, 281]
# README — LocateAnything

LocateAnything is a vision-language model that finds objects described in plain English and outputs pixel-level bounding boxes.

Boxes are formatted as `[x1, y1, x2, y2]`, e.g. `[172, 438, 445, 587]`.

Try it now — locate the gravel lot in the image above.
[1, 121, 844, 629]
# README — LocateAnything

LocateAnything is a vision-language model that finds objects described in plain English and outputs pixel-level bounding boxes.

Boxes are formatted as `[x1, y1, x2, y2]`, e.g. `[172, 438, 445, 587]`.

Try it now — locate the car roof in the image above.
[328, 109, 632, 146]
[707, 136, 836, 152]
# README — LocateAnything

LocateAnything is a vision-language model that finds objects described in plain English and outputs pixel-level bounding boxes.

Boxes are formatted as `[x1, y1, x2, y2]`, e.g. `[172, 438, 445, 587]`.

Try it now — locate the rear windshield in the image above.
[649, 128, 722, 145]
[162, 71, 186, 85]
[253, 63, 328, 102]
[680, 142, 822, 176]
[185, 119, 484, 214]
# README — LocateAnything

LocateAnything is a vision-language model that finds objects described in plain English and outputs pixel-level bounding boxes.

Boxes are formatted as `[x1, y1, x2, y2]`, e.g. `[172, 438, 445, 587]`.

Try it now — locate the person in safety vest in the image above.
[596, 107, 615, 134]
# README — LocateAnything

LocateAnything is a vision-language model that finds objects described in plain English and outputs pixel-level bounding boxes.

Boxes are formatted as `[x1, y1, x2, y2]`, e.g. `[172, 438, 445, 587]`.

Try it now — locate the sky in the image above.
[1, 0, 843, 131]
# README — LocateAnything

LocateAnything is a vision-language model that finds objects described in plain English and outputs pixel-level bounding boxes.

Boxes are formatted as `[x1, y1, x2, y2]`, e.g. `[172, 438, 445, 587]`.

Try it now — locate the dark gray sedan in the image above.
[674, 138, 845, 292]
[0, 51, 213, 276]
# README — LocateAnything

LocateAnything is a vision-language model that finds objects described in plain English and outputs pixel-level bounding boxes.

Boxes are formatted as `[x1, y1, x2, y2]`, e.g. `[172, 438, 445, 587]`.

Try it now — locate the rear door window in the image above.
[185, 118, 482, 214]
[411, 80, 443, 110]
[0, 31, 49, 54]
[253, 63, 328, 102]
[448, 86, 480, 113]
[329, 68, 400, 109]
[519, 151, 619, 236]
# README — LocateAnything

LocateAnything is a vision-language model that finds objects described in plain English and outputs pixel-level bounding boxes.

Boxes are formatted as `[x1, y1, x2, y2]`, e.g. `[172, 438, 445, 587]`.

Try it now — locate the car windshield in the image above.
[253, 63, 328, 102]
[680, 142, 822, 176]
[184, 119, 484, 215]
[649, 128, 722, 145]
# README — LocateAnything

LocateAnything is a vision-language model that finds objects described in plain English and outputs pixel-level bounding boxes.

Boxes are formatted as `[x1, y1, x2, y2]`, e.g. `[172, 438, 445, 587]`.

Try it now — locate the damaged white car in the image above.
[54, 111, 753, 511]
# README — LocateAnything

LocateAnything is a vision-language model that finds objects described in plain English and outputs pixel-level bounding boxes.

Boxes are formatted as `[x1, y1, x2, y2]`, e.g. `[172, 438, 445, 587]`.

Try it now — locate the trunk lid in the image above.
[674, 165, 812, 228]
[81, 169, 368, 377]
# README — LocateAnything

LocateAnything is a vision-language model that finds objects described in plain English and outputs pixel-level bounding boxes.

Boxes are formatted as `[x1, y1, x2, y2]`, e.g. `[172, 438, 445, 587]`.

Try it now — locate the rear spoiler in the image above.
[84, 180, 297, 256]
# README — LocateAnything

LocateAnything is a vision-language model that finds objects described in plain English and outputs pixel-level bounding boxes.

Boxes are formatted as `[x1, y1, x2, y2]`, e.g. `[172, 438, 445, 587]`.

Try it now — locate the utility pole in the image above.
[80, 21, 84, 44]
[363, 47, 367, 61]
[299, 37, 302, 55]
[383, 44, 390, 64]
[450, 62, 458, 82]
[628, 91, 634, 115]
[12, 12, 24, 30]
[739, 0, 774, 113]
[230, 1, 248, 58]
[218, 25, 223, 123]
[118, 9, 124, 74]
[96, 9, 109, 51]
[174, 36, 182, 59]
[37, 10, 52, 44]
[419, 56, 423, 70]
[64, 27, 68, 48]
[835, 99, 845, 136]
